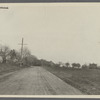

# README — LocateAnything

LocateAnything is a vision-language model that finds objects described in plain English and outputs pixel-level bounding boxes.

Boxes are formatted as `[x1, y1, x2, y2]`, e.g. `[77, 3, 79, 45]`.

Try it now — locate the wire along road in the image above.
[0, 66, 82, 95]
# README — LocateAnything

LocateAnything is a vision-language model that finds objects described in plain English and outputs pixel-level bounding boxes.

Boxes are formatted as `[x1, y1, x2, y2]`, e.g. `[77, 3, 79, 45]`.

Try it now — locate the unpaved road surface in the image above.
[0, 66, 82, 95]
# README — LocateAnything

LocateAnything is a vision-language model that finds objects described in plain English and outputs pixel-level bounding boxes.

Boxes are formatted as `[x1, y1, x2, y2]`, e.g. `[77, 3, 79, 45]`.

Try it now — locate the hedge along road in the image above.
[0, 66, 82, 95]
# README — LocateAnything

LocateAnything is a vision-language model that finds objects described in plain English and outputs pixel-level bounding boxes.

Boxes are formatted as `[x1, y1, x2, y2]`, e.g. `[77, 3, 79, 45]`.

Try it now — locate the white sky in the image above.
[0, 3, 100, 65]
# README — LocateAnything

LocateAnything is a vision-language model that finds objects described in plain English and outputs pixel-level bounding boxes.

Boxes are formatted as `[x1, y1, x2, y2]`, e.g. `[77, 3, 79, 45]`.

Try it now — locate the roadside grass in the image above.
[0, 63, 27, 75]
[43, 66, 100, 95]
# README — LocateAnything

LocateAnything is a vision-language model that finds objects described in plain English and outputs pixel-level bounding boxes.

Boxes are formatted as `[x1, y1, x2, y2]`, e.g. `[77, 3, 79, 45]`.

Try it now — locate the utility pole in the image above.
[18, 38, 27, 63]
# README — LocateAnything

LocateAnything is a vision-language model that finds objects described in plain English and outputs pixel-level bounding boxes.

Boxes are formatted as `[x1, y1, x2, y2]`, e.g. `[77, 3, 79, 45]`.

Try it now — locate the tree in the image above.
[22, 47, 31, 65]
[40, 59, 53, 67]
[6, 49, 17, 63]
[0, 46, 10, 63]
[15, 51, 21, 62]
[26, 55, 39, 66]
[22, 47, 31, 58]
[72, 63, 81, 69]
[82, 64, 88, 69]
[89, 63, 97, 69]
[49, 61, 55, 67]
[65, 62, 70, 67]
[9, 49, 16, 60]
[72, 63, 76, 68]
[77, 63, 81, 68]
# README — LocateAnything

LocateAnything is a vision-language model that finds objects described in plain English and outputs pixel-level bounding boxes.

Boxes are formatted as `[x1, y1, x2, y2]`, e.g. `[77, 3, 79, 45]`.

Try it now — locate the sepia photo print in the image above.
[0, 3, 100, 97]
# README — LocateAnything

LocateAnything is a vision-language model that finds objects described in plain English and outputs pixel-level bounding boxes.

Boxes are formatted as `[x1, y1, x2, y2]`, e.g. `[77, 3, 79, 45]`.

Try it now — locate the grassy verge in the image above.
[43, 66, 100, 95]
[0, 63, 27, 75]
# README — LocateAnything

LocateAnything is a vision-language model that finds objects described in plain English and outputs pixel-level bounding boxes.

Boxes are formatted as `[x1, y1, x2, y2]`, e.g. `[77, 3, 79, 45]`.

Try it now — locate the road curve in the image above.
[0, 66, 82, 95]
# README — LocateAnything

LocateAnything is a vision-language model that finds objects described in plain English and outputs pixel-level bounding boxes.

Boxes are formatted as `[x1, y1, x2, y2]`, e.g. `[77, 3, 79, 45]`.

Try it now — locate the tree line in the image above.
[0, 44, 99, 69]
[65, 62, 98, 69]
[0, 44, 55, 67]
[0, 45, 40, 66]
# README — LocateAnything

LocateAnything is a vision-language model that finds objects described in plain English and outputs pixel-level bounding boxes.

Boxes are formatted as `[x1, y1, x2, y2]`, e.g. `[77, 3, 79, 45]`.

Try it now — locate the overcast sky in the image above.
[0, 3, 100, 64]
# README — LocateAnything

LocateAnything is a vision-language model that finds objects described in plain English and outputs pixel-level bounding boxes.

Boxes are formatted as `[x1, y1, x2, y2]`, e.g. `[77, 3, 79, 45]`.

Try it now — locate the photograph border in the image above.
[0, 0, 100, 2]
[0, 1, 100, 99]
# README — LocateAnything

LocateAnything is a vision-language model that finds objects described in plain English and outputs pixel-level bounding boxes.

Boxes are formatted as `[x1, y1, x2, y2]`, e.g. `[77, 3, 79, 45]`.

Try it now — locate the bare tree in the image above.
[0, 45, 10, 63]
[21, 47, 32, 65]
[22, 47, 31, 58]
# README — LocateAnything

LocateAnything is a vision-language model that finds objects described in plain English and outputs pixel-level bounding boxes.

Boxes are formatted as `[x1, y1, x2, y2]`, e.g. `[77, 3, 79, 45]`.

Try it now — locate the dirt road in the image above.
[0, 66, 82, 95]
